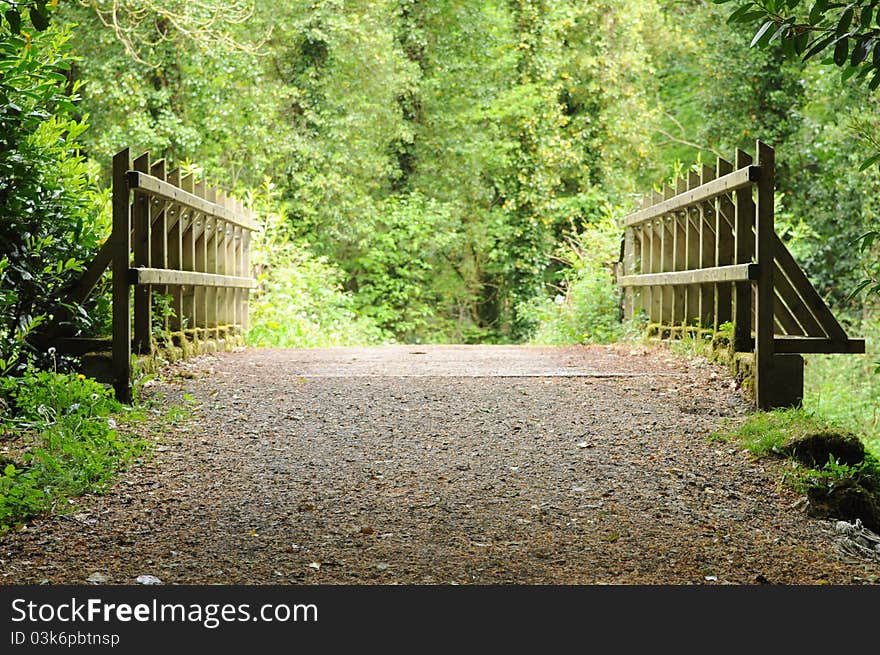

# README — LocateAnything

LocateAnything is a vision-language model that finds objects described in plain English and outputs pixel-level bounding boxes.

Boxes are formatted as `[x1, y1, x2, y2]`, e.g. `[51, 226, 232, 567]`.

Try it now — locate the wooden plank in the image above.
[132, 152, 152, 355]
[242, 224, 252, 332]
[149, 159, 168, 334]
[699, 164, 716, 327]
[129, 268, 258, 289]
[715, 157, 734, 327]
[772, 263, 814, 336]
[672, 177, 687, 327]
[65, 239, 112, 307]
[623, 227, 635, 320]
[772, 233, 848, 341]
[686, 171, 701, 325]
[624, 165, 760, 227]
[651, 190, 663, 324]
[53, 337, 113, 356]
[166, 169, 183, 332]
[206, 185, 219, 339]
[194, 179, 208, 339]
[733, 150, 754, 352]
[111, 148, 132, 402]
[773, 285, 808, 336]
[755, 141, 776, 410]
[660, 185, 674, 326]
[180, 173, 196, 334]
[618, 263, 758, 287]
[774, 336, 866, 354]
[127, 170, 259, 232]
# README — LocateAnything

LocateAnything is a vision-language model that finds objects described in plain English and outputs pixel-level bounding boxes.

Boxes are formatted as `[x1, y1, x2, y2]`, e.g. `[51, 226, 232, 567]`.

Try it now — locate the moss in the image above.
[783, 431, 866, 467]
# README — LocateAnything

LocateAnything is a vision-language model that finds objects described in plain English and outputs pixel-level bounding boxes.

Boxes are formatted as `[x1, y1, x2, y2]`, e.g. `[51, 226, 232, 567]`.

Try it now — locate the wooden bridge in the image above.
[56, 142, 863, 407]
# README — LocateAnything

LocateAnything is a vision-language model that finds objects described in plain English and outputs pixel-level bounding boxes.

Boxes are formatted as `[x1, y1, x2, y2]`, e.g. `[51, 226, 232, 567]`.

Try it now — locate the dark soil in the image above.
[2, 344, 879, 585]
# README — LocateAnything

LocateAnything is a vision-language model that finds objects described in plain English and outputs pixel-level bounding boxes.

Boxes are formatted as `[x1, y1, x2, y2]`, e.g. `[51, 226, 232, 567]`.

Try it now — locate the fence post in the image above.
[755, 141, 775, 409]
[132, 152, 151, 354]
[112, 148, 132, 402]
[733, 149, 754, 352]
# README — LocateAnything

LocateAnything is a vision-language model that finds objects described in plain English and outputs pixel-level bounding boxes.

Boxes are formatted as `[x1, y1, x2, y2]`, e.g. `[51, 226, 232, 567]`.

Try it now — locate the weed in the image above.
[0, 368, 147, 531]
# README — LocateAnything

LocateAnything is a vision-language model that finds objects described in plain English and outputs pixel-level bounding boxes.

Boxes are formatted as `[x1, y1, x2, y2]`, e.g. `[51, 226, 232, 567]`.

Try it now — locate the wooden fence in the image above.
[58, 148, 258, 401]
[618, 141, 864, 409]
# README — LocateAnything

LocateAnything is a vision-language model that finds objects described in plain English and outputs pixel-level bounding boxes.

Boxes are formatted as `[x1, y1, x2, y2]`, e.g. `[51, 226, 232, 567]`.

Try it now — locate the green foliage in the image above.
[519, 214, 624, 344]
[717, 0, 880, 91]
[0, 368, 144, 531]
[0, 22, 109, 371]
[247, 181, 385, 348]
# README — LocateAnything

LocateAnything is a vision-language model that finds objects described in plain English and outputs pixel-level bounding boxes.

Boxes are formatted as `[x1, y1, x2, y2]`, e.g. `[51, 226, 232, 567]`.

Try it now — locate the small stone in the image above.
[375, 563, 389, 571]
[136, 574, 162, 585]
[86, 573, 109, 584]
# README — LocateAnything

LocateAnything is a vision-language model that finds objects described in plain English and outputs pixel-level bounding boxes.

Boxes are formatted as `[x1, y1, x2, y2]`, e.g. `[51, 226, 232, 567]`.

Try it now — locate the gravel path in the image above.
[2, 344, 879, 585]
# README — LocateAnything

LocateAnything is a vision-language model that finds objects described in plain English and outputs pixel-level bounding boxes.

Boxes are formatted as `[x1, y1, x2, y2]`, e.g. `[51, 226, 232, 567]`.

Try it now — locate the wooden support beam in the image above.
[755, 141, 776, 410]
[618, 263, 758, 287]
[774, 336, 866, 354]
[625, 165, 760, 227]
[733, 150, 754, 352]
[132, 152, 152, 355]
[129, 268, 258, 289]
[111, 148, 132, 403]
[715, 157, 734, 327]
[127, 170, 259, 232]
[699, 164, 716, 327]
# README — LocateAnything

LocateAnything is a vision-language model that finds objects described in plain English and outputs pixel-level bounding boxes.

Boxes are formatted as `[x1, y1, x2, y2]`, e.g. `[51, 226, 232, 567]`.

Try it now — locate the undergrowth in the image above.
[710, 409, 880, 531]
[0, 368, 148, 531]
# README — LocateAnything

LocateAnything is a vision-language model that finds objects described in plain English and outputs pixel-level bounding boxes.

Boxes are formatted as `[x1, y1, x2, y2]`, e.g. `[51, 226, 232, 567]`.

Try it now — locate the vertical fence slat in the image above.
[715, 157, 734, 328]
[651, 191, 666, 325]
[132, 152, 151, 355]
[112, 148, 132, 402]
[733, 149, 754, 352]
[699, 164, 716, 328]
[193, 179, 208, 340]
[672, 177, 687, 328]
[166, 169, 183, 334]
[206, 185, 219, 341]
[242, 208, 252, 332]
[149, 159, 168, 338]
[685, 171, 701, 326]
[180, 172, 196, 337]
[755, 141, 775, 409]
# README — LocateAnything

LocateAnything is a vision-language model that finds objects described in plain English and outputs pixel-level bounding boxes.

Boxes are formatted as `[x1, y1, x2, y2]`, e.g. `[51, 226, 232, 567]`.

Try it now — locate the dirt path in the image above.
[2, 344, 878, 585]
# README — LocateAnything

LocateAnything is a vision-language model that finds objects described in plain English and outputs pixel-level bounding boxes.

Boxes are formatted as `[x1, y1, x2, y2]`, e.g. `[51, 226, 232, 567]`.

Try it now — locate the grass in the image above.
[710, 408, 880, 530]
[805, 351, 880, 456]
[709, 408, 826, 457]
[0, 367, 190, 532]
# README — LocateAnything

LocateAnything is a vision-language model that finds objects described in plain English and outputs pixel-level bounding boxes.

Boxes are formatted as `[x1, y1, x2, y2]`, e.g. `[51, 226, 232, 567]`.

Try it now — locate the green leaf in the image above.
[809, 0, 829, 23]
[29, 6, 49, 32]
[858, 153, 880, 171]
[837, 7, 854, 35]
[844, 279, 873, 303]
[751, 21, 776, 47]
[834, 37, 850, 65]
[803, 32, 836, 60]
[4, 9, 21, 34]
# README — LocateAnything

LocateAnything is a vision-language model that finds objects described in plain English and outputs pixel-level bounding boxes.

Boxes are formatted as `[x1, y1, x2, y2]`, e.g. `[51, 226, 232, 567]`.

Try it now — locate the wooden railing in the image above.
[58, 148, 259, 401]
[618, 141, 864, 409]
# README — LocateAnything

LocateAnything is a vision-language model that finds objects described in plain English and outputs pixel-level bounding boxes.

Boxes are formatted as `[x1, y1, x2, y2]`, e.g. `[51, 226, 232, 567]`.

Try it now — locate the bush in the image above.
[0, 23, 109, 373]
[519, 214, 624, 345]
[246, 180, 385, 347]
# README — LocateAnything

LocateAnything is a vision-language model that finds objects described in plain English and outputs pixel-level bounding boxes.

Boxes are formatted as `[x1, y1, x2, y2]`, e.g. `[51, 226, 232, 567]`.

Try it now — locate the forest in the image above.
[2, 0, 880, 526]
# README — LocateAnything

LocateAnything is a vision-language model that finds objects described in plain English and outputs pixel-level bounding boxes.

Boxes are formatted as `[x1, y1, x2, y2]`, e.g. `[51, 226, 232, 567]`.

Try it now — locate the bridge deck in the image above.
[2, 344, 874, 584]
